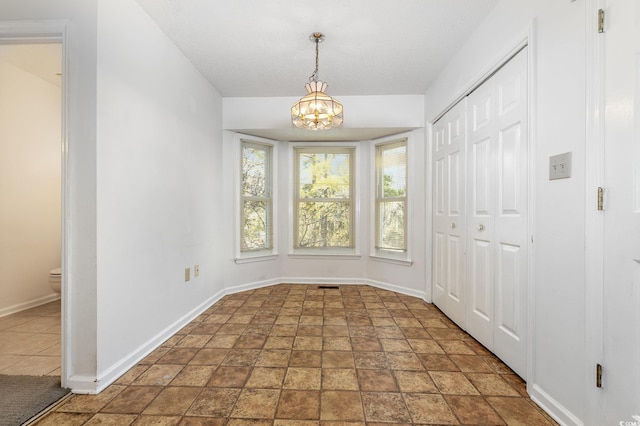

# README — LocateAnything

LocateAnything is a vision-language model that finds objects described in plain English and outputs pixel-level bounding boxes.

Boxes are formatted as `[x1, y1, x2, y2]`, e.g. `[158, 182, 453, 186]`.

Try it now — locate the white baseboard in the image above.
[69, 287, 227, 394]
[226, 277, 427, 301]
[365, 279, 426, 300]
[0, 293, 61, 318]
[529, 383, 583, 426]
[223, 277, 283, 294]
[64, 375, 99, 394]
[278, 277, 368, 286]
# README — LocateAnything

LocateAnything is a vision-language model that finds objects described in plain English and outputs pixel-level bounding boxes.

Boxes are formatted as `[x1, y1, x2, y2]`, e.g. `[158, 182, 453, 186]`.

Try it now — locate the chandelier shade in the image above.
[291, 81, 343, 130]
[291, 33, 343, 130]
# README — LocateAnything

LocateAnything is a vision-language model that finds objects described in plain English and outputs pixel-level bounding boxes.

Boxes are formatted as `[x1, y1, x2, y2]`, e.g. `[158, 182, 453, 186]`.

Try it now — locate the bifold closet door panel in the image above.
[466, 76, 496, 351]
[465, 47, 529, 379]
[492, 48, 528, 378]
[432, 100, 466, 328]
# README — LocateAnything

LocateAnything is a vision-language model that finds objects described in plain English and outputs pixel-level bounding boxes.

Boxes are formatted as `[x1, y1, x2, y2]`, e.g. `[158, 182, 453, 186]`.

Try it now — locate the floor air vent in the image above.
[317, 285, 340, 290]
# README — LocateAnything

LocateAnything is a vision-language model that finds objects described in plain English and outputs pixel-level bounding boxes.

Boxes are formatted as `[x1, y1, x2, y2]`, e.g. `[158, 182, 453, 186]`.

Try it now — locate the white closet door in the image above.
[432, 100, 466, 327]
[491, 49, 528, 378]
[466, 47, 528, 378]
[466, 75, 496, 350]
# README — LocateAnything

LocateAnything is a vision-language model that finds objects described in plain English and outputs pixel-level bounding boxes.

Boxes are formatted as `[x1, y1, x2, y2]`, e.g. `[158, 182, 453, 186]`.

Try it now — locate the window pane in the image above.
[242, 200, 268, 250]
[379, 200, 405, 250]
[241, 141, 272, 254]
[242, 145, 267, 197]
[381, 144, 407, 197]
[376, 140, 407, 253]
[297, 201, 351, 248]
[299, 152, 351, 199]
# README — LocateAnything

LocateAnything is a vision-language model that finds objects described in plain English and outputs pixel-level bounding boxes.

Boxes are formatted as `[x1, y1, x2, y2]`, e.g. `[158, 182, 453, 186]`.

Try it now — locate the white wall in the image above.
[367, 130, 427, 298]
[424, 1, 587, 424]
[95, 0, 224, 388]
[1, 0, 226, 393]
[221, 131, 282, 291]
[224, 95, 425, 131]
[0, 57, 61, 315]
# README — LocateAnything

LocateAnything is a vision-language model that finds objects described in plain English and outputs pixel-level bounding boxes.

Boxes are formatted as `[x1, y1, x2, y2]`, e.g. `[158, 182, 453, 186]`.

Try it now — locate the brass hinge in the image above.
[598, 9, 605, 33]
[597, 187, 604, 210]
[596, 363, 603, 388]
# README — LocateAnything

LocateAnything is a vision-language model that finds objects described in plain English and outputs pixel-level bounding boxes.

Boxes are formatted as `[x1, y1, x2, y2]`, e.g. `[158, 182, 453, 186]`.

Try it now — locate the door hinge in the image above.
[598, 9, 605, 33]
[596, 363, 603, 388]
[597, 187, 604, 210]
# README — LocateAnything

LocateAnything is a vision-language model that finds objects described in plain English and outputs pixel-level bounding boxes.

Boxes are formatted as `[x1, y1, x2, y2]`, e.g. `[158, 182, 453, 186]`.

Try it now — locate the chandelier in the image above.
[291, 32, 343, 130]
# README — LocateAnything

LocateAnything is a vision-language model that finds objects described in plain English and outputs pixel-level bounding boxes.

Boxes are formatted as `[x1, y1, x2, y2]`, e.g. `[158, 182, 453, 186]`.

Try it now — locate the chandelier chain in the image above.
[309, 37, 320, 83]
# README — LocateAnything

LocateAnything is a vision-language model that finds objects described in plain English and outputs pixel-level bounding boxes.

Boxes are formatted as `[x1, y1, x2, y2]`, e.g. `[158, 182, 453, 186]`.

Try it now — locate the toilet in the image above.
[48, 267, 61, 293]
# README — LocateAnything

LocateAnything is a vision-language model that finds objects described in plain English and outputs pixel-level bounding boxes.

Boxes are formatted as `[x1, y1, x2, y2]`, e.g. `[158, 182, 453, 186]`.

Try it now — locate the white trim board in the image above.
[70, 287, 227, 394]
[0, 294, 61, 318]
[583, 0, 605, 423]
[530, 384, 585, 426]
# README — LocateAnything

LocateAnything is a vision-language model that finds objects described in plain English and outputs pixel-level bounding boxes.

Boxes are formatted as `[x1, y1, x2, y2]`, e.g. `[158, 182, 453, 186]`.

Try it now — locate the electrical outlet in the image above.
[185, 267, 190, 282]
[194, 264, 199, 277]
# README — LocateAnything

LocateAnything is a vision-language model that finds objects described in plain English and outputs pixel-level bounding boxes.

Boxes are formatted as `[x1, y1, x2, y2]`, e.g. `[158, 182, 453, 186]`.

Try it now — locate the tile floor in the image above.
[0, 300, 61, 376]
[34, 284, 557, 425]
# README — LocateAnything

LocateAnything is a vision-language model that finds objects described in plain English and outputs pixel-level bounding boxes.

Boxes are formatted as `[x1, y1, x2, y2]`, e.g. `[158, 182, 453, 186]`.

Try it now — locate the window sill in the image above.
[288, 252, 361, 260]
[235, 253, 278, 264]
[369, 254, 413, 266]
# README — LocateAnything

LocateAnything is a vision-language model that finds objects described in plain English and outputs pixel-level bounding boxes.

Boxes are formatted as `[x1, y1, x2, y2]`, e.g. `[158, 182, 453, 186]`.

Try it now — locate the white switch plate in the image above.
[185, 267, 190, 282]
[549, 152, 572, 180]
[194, 264, 199, 277]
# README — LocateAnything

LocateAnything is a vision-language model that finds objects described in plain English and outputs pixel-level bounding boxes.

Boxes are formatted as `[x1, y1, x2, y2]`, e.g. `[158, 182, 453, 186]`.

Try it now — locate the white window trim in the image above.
[370, 134, 412, 264]
[288, 141, 361, 257]
[235, 254, 278, 264]
[235, 135, 278, 263]
[369, 254, 413, 266]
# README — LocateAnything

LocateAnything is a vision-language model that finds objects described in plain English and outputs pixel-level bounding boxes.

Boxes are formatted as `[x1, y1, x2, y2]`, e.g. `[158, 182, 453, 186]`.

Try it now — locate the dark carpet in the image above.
[0, 375, 69, 425]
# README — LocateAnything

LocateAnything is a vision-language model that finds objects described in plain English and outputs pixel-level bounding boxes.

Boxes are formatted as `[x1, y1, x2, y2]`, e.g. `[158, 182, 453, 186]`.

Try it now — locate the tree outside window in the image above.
[241, 141, 272, 252]
[375, 140, 407, 252]
[294, 147, 355, 249]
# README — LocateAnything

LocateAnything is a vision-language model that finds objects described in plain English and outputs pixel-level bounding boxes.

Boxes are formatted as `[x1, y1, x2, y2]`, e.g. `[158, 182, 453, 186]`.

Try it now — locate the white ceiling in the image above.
[1, 3, 501, 142]
[134, 0, 498, 98]
[134, 0, 498, 141]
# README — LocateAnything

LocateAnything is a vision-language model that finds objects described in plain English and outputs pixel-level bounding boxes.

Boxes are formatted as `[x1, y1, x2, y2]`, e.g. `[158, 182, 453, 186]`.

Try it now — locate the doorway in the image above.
[0, 42, 64, 378]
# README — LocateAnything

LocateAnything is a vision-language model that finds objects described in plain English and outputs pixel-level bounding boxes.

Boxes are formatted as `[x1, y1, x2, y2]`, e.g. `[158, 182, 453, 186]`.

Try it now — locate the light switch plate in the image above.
[549, 152, 572, 180]
[185, 267, 190, 282]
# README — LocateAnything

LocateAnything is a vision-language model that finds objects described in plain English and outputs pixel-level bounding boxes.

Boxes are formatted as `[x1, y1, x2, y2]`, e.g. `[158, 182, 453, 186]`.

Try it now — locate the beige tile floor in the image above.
[33, 285, 558, 425]
[0, 300, 61, 376]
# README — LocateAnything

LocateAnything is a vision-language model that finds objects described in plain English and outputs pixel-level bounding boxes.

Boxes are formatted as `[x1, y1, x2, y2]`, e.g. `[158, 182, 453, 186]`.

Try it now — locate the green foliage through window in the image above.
[294, 148, 354, 248]
[376, 140, 407, 252]
[241, 142, 272, 252]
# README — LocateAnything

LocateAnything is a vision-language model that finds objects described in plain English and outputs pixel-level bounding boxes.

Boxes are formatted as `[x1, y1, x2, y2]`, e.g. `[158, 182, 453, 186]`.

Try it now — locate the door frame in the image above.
[584, 0, 605, 423]
[583, 0, 640, 423]
[427, 22, 537, 384]
[0, 20, 70, 388]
